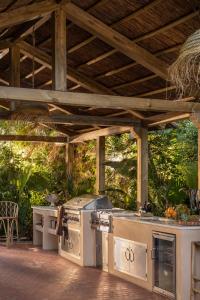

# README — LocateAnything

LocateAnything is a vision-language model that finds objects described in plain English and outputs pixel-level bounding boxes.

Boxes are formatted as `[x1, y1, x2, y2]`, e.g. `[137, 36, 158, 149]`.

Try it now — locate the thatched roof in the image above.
[0, 0, 199, 136]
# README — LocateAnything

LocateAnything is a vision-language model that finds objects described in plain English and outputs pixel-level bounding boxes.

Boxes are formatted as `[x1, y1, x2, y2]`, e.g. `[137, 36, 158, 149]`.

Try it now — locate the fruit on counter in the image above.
[165, 207, 177, 219]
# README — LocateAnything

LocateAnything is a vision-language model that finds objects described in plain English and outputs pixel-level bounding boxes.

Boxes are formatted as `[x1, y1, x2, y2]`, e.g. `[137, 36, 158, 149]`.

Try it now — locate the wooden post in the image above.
[65, 143, 74, 179]
[96, 136, 105, 194]
[198, 128, 200, 191]
[52, 7, 67, 91]
[9, 45, 20, 111]
[133, 127, 148, 209]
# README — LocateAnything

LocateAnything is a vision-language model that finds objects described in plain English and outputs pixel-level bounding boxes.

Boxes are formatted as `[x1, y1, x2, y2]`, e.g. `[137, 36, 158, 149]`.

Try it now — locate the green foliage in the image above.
[0, 119, 198, 240]
[0, 121, 67, 238]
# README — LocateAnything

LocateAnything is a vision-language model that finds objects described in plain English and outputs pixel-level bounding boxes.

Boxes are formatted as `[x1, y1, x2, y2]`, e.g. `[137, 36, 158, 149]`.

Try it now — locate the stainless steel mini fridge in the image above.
[152, 232, 176, 299]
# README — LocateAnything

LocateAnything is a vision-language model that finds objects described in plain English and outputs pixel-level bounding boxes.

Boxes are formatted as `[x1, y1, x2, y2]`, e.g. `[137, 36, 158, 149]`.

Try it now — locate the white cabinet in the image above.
[114, 237, 147, 280]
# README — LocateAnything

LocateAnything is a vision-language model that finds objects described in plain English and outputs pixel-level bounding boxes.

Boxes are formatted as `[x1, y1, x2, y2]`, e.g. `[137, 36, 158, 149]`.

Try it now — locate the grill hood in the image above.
[63, 194, 113, 210]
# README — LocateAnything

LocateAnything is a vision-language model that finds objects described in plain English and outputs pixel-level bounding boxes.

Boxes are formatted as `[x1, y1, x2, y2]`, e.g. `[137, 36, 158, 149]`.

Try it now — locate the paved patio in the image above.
[0, 244, 166, 300]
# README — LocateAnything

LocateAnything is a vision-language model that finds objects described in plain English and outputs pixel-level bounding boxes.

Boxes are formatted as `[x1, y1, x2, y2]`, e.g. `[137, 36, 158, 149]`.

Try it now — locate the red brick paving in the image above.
[0, 244, 166, 300]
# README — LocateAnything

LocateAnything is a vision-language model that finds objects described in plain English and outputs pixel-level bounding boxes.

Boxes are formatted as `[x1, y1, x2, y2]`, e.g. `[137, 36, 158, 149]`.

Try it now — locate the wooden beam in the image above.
[137, 85, 176, 97]
[64, 3, 168, 80]
[41, 114, 140, 127]
[40, 122, 72, 136]
[52, 7, 67, 91]
[20, 15, 51, 39]
[9, 45, 20, 111]
[0, 0, 59, 30]
[1, 87, 200, 113]
[0, 135, 68, 143]
[145, 112, 190, 127]
[70, 126, 132, 143]
[96, 136, 105, 193]
[133, 127, 148, 209]
[67, 66, 116, 95]
[19, 41, 51, 67]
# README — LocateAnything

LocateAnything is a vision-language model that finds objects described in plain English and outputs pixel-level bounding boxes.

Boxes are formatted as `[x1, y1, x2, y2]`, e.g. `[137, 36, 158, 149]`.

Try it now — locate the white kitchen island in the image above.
[108, 216, 200, 300]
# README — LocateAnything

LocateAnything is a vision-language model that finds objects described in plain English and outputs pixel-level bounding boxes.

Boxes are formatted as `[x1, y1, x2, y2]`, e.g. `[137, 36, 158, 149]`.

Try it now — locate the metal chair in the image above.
[0, 201, 19, 246]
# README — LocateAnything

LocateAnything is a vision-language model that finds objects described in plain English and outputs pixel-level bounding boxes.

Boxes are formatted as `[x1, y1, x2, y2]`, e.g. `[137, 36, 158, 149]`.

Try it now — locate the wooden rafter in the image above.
[72, 10, 196, 72]
[70, 126, 132, 143]
[145, 112, 190, 127]
[64, 3, 169, 80]
[95, 44, 181, 81]
[18, 41, 144, 124]
[68, 0, 162, 55]
[18, 41, 116, 95]
[0, 0, 60, 30]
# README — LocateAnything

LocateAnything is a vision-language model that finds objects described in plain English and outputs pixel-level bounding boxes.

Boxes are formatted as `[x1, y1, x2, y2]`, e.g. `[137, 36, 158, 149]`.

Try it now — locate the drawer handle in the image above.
[125, 248, 130, 261]
[130, 248, 134, 263]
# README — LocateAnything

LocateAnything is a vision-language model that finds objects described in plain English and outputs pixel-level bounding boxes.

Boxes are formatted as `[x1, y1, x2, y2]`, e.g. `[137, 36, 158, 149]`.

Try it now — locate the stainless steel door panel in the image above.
[61, 228, 80, 257]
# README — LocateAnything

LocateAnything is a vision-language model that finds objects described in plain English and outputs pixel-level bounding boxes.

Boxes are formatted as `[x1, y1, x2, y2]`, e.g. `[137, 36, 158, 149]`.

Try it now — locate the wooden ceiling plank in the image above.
[134, 11, 199, 44]
[64, 3, 168, 80]
[0, 86, 200, 113]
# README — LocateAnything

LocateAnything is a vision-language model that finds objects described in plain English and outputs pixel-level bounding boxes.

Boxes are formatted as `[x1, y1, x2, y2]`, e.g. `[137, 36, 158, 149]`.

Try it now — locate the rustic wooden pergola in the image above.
[0, 0, 199, 208]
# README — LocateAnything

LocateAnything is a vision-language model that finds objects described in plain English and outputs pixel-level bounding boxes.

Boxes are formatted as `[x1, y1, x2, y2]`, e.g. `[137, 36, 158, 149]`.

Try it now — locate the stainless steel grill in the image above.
[63, 194, 113, 210]
[59, 194, 114, 267]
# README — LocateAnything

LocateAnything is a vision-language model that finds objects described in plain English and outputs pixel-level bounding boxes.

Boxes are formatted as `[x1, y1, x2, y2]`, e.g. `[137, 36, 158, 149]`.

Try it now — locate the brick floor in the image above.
[0, 244, 166, 300]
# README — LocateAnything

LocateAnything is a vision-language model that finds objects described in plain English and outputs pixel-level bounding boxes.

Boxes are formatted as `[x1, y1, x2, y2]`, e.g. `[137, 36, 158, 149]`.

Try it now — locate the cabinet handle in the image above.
[125, 248, 130, 261]
[130, 248, 134, 263]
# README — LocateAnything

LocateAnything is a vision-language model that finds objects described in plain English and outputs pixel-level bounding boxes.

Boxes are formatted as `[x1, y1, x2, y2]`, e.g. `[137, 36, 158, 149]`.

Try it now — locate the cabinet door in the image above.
[129, 241, 147, 280]
[114, 237, 130, 274]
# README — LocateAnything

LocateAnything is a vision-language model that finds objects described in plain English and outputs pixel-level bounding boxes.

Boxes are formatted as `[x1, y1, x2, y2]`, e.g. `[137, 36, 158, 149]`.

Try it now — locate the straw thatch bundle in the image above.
[169, 29, 200, 99]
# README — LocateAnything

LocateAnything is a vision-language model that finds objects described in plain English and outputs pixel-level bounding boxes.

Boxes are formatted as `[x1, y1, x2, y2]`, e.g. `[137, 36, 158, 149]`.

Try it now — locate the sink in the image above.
[120, 215, 176, 224]
[139, 216, 176, 224]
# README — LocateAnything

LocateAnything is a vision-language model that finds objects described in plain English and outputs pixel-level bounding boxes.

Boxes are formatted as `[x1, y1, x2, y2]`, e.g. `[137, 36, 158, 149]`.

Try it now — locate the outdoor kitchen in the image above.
[1, 1, 200, 300]
[32, 194, 200, 300]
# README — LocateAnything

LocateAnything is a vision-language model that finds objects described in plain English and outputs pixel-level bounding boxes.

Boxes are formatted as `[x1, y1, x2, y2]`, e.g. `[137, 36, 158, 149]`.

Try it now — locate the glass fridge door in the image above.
[152, 232, 176, 298]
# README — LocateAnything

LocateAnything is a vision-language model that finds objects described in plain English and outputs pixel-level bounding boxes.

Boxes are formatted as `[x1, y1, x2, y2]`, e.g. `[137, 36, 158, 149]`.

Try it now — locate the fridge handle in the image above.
[151, 247, 156, 260]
